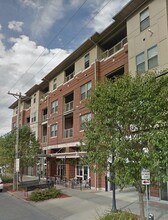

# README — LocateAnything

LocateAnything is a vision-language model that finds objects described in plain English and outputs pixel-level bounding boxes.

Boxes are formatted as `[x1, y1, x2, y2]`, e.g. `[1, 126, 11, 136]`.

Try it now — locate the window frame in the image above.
[80, 113, 92, 131]
[53, 77, 57, 90]
[51, 100, 58, 113]
[33, 94, 36, 103]
[140, 8, 150, 32]
[136, 52, 145, 74]
[147, 45, 158, 69]
[84, 53, 90, 69]
[31, 112, 36, 123]
[50, 124, 58, 137]
[80, 81, 92, 101]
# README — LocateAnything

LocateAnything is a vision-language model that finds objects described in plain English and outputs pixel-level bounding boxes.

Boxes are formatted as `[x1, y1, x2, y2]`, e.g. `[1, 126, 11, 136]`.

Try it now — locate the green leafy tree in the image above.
[0, 126, 40, 180]
[81, 73, 168, 220]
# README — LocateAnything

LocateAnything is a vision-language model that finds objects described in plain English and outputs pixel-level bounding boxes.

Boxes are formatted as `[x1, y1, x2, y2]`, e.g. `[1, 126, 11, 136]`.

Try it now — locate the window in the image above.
[147, 45, 158, 69]
[53, 77, 57, 90]
[51, 124, 57, 137]
[140, 8, 150, 32]
[33, 94, 36, 103]
[80, 113, 91, 130]
[80, 81, 92, 100]
[51, 100, 58, 113]
[31, 112, 36, 123]
[84, 53, 90, 69]
[136, 52, 145, 73]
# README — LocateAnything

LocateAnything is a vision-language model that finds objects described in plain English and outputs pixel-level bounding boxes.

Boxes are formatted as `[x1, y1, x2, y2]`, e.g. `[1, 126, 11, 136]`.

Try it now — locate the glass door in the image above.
[76, 161, 89, 180]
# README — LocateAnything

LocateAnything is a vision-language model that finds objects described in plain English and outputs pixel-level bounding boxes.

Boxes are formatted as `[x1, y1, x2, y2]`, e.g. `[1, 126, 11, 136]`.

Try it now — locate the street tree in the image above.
[81, 72, 168, 220]
[0, 126, 40, 180]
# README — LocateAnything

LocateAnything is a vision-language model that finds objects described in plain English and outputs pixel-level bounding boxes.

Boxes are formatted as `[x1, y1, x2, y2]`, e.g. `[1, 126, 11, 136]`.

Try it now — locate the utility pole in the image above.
[8, 92, 22, 191]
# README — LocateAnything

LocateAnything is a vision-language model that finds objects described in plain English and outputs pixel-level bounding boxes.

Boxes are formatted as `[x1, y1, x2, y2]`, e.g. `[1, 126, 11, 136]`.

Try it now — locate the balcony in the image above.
[64, 101, 73, 113]
[65, 72, 74, 82]
[42, 114, 48, 122]
[102, 37, 127, 59]
[42, 135, 47, 143]
[64, 128, 73, 138]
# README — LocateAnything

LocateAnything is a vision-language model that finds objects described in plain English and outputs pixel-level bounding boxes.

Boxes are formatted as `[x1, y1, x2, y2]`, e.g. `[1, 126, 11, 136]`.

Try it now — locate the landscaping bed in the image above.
[98, 211, 140, 220]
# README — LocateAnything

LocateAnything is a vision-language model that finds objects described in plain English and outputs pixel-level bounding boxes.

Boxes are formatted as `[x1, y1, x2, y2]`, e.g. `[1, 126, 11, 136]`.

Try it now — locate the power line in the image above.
[16, 0, 113, 93]
[8, 0, 89, 92]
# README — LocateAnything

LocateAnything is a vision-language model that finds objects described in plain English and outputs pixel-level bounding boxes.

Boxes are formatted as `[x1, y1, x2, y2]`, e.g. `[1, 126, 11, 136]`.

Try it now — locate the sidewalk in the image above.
[7, 176, 168, 220]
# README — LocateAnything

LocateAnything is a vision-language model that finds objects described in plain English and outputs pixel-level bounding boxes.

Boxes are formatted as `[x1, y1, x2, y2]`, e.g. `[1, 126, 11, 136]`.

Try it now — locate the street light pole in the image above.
[8, 92, 22, 191]
[111, 155, 117, 212]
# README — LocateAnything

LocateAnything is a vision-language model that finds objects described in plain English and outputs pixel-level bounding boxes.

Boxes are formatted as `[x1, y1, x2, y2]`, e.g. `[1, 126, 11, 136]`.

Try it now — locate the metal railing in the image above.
[42, 136, 47, 143]
[102, 37, 127, 59]
[64, 128, 73, 138]
[53, 176, 91, 190]
[65, 72, 74, 82]
[64, 101, 73, 113]
[42, 114, 48, 122]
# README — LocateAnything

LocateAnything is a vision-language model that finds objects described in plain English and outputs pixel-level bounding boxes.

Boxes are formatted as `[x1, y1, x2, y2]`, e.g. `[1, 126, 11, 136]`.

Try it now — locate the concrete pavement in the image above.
[7, 176, 168, 220]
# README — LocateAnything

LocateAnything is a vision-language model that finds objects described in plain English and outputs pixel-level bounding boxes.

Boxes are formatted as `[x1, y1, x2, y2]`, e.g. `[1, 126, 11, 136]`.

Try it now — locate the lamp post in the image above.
[108, 154, 117, 212]
[111, 155, 117, 212]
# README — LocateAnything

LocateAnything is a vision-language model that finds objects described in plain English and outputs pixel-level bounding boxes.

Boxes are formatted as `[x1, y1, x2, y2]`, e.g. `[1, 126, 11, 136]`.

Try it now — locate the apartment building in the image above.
[9, 0, 168, 201]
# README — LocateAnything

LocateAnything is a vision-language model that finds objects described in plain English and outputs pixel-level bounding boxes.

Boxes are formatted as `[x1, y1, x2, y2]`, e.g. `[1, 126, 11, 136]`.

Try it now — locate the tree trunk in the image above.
[138, 191, 145, 220]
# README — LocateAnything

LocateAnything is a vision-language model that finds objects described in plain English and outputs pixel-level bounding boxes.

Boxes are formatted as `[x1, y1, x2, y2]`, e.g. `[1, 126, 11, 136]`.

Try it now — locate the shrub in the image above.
[98, 211, 140, 220]
[30, 187, 61, 202]
[1, 176, 13, 183]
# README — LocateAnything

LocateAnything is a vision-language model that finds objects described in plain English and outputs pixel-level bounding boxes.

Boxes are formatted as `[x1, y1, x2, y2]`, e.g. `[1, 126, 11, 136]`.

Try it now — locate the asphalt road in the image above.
[0, 192, 56, 220]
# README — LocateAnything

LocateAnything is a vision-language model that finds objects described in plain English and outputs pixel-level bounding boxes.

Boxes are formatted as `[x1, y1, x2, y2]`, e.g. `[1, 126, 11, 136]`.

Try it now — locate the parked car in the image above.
[0, 178, 3, 192]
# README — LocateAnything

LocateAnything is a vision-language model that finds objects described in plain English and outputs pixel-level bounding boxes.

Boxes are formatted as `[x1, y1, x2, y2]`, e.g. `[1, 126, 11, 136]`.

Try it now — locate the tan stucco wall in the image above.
[75, 46, 97, 74]
[30, 91, 40, 138]
[127, 0, 168, 76]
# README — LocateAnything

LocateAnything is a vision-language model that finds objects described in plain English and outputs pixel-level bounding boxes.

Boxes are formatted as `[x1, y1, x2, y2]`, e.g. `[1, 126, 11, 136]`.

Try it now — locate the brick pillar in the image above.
[65, 159, 75, 180]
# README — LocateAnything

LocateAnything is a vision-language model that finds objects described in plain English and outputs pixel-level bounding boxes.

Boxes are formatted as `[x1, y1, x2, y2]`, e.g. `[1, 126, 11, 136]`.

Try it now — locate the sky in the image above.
[0, 0, 130, 137]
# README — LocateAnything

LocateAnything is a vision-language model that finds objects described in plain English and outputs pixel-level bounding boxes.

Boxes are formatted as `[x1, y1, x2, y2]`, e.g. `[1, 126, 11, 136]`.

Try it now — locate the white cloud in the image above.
[0, 24, 2, 31]
[88, 0, 130, 32]
[30, 0, 64, 38]
[18, 0, 43, 9]
[0, 35, 70, 136]
[8, 21, 24, 32]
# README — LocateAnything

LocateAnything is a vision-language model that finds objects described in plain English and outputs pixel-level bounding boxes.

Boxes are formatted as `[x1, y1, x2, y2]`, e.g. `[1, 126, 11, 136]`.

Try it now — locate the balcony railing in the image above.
[42, 135, 47, 143]
[64, 101, 73, 113]
[42, 114, 48, 122]
[64, 128, 73, 138]
[65, 72, 74, 82]
[102, 37, 127, 59]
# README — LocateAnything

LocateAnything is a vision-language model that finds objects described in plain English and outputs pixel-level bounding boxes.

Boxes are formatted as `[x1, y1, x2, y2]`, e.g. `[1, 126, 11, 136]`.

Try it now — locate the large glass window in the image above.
[147, 45, 158, 69]
[136, 52, 145, 73]
[51, 100, 58, 113]
[51, 124, 58, 137]
[140, 8, 150, 32]
[80, 81, 92, 100]
[80, 113, 91, 130]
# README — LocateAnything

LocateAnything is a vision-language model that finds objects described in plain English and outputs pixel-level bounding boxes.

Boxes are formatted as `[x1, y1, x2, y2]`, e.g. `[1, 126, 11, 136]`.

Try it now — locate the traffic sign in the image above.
[141, 169, 150, 180]
[142, 179, 150, 185]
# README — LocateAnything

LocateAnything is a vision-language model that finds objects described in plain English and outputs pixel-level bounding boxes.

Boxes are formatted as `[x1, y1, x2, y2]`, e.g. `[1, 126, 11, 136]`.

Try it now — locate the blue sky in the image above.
[0, 0, 130, 136]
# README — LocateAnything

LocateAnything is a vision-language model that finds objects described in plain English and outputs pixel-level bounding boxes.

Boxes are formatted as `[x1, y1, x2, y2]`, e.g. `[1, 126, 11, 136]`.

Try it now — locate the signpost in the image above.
[141, 169, 150, 219]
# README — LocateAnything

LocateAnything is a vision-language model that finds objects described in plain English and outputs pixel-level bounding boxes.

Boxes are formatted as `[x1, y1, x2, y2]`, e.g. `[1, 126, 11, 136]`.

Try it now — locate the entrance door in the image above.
[76, 163, 89, 180]
[57, 159, 66, 179]
[161, 182, 168, 201]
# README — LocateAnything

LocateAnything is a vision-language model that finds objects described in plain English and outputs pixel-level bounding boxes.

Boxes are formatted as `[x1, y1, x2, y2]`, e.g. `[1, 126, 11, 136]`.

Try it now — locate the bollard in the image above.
[148, 213, 154, 220]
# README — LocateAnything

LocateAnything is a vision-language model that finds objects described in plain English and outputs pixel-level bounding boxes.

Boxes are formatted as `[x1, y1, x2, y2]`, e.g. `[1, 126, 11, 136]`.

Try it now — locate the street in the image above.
[0, 192, 56, 220]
